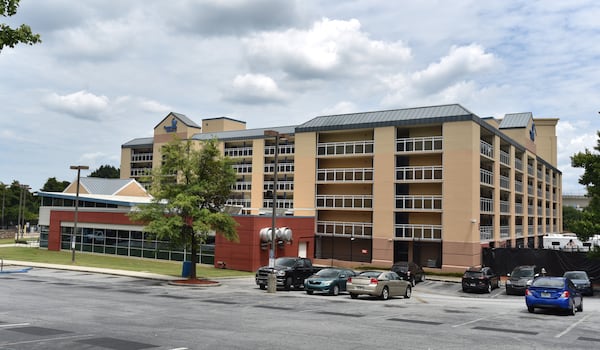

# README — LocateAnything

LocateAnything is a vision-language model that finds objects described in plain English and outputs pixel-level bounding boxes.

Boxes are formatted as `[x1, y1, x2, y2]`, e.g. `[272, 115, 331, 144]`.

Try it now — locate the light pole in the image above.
[264, 130, 284, 293]
[70, 165, 89, 263]
[17, 184, 29, 239]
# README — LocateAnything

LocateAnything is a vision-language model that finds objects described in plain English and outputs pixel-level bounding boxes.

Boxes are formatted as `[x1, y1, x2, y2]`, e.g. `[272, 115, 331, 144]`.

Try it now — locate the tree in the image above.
[128, 138, 238, 280]
[570, 130, 600, 241]
[90, 165, 120, 179]
[42, 177, 70, 192]
[1, 0, 41, 52]
[1, 180, 37, 229]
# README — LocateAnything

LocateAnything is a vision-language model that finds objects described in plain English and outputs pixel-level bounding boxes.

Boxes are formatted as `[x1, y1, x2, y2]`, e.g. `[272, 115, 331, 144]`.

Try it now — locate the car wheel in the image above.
[577, 299, 583, 312]
[462, 287, 468, 293]
[330, 285, 340, 296]
[306, 290, 314, 295]
[420, 274, 426, 282]
[486, 283, 492, 294]
[381, 286, 390, 300]
[527, 306, 534, 313]
[404, 285, 412, 299]
[350, 293, 358, 299]
[259, 284, 266, 290]
[284, 277, 293, 291]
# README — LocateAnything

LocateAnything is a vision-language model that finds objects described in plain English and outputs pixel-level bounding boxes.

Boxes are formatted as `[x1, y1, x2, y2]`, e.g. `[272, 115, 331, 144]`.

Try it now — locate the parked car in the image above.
[391, 261, 425, 286]
[347, 270, 411, 300]
[563, 271, 594, 296]
[461, 266, 500, 293]
[525, 276, 583, 315]
[255, 257, 321, 290]
[506, 265, 540, 295]
[304, 268, 356, 296]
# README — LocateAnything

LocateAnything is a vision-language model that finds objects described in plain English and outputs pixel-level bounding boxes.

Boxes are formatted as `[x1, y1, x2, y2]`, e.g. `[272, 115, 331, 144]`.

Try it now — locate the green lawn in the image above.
[0, 246, 253, 278]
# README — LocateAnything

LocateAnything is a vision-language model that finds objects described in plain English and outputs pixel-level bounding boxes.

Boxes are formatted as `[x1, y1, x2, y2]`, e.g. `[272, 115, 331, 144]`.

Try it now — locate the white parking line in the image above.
[0, 323, 30, 328]
[452, 316, 494, 328]
[555, 313, 591, 338]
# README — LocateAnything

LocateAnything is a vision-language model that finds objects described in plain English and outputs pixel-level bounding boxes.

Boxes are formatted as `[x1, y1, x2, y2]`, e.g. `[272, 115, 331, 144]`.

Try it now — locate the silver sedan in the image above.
[347, 270, 412, 300]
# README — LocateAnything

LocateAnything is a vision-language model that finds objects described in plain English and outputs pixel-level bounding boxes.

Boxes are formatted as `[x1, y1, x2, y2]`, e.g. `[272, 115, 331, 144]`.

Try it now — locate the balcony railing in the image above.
[316, 168, 373, 182]
[396, 166, 443, 182]
[317, 140, 374, 156]
[130, 167, 152, 177]
[480, 140, 493, 158]
[395, 224, 442, 240]
[480, 169, 493, 186]
[500, 200, 510, 214]
[396, 136, 443, 153]
[131, 153, 153, 163]
[480, 226, 493, 241]
[232, 164, 252, 174]
[263, 199, 294, 209]
[395, 195, 442, 211]
[527, 164, 534, 176]
[480, 198, 493, 213]
[264, 144, 295, 156]
[500, 175, 510, 190]
[500, 226, 510, 239]
[226, 199, 251, 208]
[528, 225, 534, 235]
[264, 162, 294, 173]
[500, 150, 510, 166]
[316, 221, 373, 238]
[224, 146, 253, 158]
[515, 202, 523, 214]
[316, 195, 373, 209]
[515, 180, 523, 193]
[264, 181, 294, 191]
[515, 158, 523, 172]
[515, 225, 524, 238]
[231, 181, 252, 191]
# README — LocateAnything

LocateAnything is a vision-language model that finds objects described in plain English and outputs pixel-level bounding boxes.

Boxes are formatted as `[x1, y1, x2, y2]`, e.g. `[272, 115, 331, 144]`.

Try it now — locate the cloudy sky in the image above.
[1, 0, 598, 194]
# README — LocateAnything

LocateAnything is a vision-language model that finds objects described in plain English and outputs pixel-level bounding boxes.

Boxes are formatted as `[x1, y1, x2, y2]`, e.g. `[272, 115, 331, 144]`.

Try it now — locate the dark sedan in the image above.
[391, 261, 425, 286]
[564, 271, 594, 296]
[526, 277, 583, 315]
[462, 266, 500, 293]
[304, 268, 356, 296]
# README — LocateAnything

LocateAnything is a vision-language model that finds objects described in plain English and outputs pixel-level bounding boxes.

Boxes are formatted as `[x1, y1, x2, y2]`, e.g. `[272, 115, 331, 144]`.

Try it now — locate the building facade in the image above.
[120, 105, 562, 272]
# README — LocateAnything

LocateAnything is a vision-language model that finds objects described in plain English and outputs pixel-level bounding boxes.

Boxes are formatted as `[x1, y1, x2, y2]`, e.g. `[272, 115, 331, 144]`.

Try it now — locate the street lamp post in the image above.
[70, 165, 89, 263]
[17, 184, 29, 239]
[264, 130, 284, 293]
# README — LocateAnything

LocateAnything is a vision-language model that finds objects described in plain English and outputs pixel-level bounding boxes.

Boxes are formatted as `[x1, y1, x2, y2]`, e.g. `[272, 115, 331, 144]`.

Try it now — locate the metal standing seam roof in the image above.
[78, 177, 144, 196]
[191, 125, 296, 141]
[499, 112, 533, 129]
[155, 112, 201, 129]
[295, 104, 476, 132]
[122, 137, 153, 148]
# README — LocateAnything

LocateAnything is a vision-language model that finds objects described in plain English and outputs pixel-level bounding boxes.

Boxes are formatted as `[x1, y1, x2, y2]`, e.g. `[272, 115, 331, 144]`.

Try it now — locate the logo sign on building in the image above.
[529, 122, 536, 141]
[164, 118, 178, 132]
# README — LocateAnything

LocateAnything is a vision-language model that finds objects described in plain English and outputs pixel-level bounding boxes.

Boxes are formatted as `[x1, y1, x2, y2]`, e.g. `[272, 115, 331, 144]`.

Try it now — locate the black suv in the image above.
[391, 261, 425, 286]
[462, 266, 500, 293]
[505, 265, 540, 295]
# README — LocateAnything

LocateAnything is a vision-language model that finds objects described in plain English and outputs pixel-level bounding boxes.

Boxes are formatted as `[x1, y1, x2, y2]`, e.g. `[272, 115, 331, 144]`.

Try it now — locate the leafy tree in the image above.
[90, 165, 120, 179]
[1, 0, 41, 52]
[42, 177, 70, 192]
[1, 180, 37, 229]
[129, 138, 238, 280]
[570, 130, 600, 241]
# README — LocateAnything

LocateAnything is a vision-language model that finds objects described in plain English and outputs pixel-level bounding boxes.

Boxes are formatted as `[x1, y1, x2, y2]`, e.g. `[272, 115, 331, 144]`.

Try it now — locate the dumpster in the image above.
[181, 261, 192, 277]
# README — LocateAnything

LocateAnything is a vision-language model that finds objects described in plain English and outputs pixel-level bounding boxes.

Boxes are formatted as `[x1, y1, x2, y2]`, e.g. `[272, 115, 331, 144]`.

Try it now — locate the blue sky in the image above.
[1, 0, 599, 194]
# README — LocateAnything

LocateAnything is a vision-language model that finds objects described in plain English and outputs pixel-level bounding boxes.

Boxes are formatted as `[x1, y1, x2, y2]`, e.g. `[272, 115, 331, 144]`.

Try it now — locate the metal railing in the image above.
[396, 166, 443, 181]
[395, 195, 442, 211]
[316, 221, 373, 237]
[263, 199, 294, 209]
[264, 162, 294, 173]
[500, 150, 510, 166]
[515, 158, 523, 171]
[232, 164, 252, 174]
[500, 226, 510, 239]
[231, 181, 252, 191]
[500, 200, 510, 214]
[480, 169, 493, 185]
[265, 144, 295, 156]
[316, 168, 373, 182]
[480, 226, 493, 241]
[317, 140, 374, 156]
[394, 224, 442, 240]
[264, 181, 294, 191]
[316, 195, 373, 209]
[396, 136, 443, 153]
[131, 153, 153, 163]
[480, 140, 493, 158]
[500, 175, 510, 190]
[480, 198, 494, 213]
[224, 146, 253, 158]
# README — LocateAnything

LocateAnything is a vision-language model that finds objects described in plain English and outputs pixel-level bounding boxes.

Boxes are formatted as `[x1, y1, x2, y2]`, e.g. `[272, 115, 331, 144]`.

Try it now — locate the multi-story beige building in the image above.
[121, 104, 561, 272]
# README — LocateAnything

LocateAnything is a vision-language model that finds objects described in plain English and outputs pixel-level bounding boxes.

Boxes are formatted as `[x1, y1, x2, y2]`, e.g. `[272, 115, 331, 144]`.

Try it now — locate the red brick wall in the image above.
[215, 216, 315, 272]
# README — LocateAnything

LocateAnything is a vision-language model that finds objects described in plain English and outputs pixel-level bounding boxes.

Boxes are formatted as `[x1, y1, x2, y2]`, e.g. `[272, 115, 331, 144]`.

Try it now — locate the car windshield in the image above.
[359, 271, 382, 278]
[393, 263, 408, 271]
[464, 271, 483, 278]
[511, 268, 534, 278]
[564, 272, 588, 280]
[275, 258, 297, 267]
[531, 278, 565, 288]
[315, 269, 340, 278]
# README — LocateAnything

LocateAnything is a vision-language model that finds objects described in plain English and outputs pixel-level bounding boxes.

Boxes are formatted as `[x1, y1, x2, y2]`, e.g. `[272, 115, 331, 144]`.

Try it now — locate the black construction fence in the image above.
[482, 248, 600, 281]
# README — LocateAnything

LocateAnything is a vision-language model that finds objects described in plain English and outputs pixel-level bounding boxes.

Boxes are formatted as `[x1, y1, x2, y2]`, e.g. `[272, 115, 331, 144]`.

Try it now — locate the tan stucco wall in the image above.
[533, 118, 559, 167]
[202, 118, 246, 133]
[293, 132, 317, 216]
[250, 138, 266, 215]
[115, 183, 150, 197]
[120, 148, 132, 180]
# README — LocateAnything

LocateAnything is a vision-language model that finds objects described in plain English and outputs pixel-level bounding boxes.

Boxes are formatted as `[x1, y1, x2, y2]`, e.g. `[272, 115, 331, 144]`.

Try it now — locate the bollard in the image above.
[267, 272, 277, 293]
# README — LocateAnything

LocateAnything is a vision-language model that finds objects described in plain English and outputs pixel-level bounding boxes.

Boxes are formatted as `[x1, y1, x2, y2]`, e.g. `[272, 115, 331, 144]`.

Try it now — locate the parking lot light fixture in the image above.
[70, 165, 89, 263]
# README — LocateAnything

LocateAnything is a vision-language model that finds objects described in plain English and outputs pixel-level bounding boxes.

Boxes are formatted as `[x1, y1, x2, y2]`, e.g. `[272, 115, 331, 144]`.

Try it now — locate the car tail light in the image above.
[525, 289, 531, 296]
[370, 278, 379, 285]
[407, 271, 411, 277]
[348, 277, 352, 283]
[561, 291, 570, 298]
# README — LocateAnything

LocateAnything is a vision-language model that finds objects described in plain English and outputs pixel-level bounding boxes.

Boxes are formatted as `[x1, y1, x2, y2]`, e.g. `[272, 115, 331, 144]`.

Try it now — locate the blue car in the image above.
[304, 268, 356, 296]
[525, 277, 583, 315]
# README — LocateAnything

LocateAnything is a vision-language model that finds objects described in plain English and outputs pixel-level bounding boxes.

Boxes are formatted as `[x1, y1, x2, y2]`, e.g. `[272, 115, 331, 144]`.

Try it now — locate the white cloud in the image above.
[320, 101, 359, 116]
[243, 17, 411, 79]
[226, 74, 287, 104]
[42, 90, 110, 120]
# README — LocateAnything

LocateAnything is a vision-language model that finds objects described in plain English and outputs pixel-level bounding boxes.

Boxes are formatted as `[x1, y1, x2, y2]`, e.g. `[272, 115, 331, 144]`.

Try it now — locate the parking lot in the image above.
[1, 268, 599, 349]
